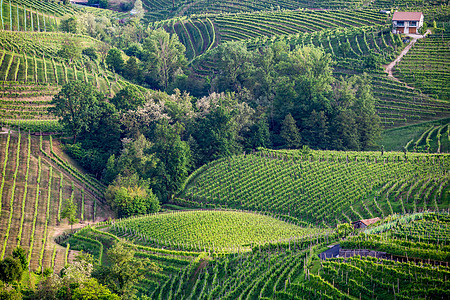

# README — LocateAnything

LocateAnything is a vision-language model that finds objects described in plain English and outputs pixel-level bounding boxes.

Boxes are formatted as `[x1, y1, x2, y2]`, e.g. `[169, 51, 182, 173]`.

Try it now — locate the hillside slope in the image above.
[180, 149, 450, 227]
[0, 131, 112, 273]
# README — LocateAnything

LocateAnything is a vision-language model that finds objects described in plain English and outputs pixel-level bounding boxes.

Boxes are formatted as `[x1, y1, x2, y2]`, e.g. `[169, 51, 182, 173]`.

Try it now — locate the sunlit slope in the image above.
[180, 149, 450, 226]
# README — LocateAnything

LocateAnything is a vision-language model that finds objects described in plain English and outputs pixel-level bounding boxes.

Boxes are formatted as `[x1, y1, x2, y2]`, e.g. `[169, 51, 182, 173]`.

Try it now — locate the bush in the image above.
[0, 257, 23, 283]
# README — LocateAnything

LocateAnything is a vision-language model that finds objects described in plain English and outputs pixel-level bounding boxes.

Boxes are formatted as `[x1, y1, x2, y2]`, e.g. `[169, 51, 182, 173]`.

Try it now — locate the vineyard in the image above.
[108, 210, 325, 251]
[0, 0, 448, 297]
[180, 149, 450, 227]
[394, 23, 450, 101]
[63, 211, 450, 299]
[0, 30, 142, 130]
[0, 132, 112, 273]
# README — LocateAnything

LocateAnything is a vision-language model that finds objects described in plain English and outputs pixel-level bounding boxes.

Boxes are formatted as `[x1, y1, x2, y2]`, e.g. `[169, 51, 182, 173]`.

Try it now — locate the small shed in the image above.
[352, 217, 381, 229]
[392, 12, 424, 34]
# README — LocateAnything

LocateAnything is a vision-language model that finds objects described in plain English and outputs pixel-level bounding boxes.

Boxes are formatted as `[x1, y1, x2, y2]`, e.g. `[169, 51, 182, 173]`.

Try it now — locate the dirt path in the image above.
[384, 30, 431, 83]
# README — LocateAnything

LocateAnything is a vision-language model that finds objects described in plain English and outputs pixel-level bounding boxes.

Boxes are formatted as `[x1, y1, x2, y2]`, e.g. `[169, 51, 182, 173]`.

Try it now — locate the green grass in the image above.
[381, 118, 450, 151]
[112, 210, 321, 249]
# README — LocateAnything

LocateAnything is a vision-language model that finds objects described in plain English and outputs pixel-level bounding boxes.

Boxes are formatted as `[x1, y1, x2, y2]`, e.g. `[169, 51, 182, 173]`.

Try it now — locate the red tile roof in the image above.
[392, 12, 423, 21]
[360, 217, 381, 226]
[352, 217, 381, 226]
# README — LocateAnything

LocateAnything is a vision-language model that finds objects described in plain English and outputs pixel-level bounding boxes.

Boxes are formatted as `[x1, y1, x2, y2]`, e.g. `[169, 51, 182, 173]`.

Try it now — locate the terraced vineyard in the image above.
[180, 149, 450, 226]
[67, 212, 450, 299]
[394, 23, 450, 101]
[108, 210, 324, 251]
[0, 132, 112, 273]
[0, 31, 143, 130]
[403, 122, 450, 153]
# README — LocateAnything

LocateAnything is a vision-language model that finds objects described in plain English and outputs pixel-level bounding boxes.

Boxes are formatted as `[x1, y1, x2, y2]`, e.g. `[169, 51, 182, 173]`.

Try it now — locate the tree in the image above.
[60, 17, 77, 34]
[245, 116, 270, 149]
[0, 283, 22, 300]
[58, 40, 81, 61]
[337, 223, 353, 238]
[212, 41, 253, 92]
[61, 198, 79, 232]
[12, 247, 27, 272]
[131, 0, 144, 20]
[150, 120, 191, 202]
[105, 48, 124, 73]
[0, 258, 22, 283]
[280, 113, 301, 149]
[82, 47, 98, 61]
[124, 57, 140, 81]
[110, 85, 144, 111]
[49, 81, 103, 143]
[143, 28, 187, 89]
[93, 243, 156, 299]
[106, 175, 160, 217]
[72, 278, 120, 300]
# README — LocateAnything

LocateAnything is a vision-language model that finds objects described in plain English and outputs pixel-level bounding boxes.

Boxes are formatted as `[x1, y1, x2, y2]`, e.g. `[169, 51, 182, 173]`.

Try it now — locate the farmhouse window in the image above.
[396, 21, 404, 26]
[410, 21, 417, 26]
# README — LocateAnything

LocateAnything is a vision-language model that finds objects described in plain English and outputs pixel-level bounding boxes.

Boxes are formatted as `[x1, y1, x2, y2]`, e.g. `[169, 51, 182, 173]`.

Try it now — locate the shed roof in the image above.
[392, 12, 423, 21]
[352, 217, 381, 226]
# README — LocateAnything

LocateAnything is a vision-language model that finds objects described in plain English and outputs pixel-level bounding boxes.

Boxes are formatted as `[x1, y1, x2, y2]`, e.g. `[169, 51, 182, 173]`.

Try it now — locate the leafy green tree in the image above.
[105, 48, 124, 73]
[125, 43, 143, 59]
[12, 247, 27, 272]
[110, 85, 144, 111]
[245, 116, 270, 149]
[49, 81, 104, 143]
[106, 175, 160, 217]
[58, 40, 81, 61]
[94, 243, 154, 299]
[82, 47, 98, 61]
[337, 223, 353, 238]
[0, 283, 22, 300]
[194, 105, 241, 163]
[143, 28, 187, 89]
[151, 120, 191, 202]
[280, 113, 301, 149]
[61, 198, 79, 232]
[212, 41, 253, 92]
[60, 17, 77, 34]
[331, 109, 360, 150]
[124, 57, 140, 81]
[131, 0, 144, 20]
[303, 110, 329, 149]
[72, 278, 120, 300]
[0, 258, 22, 283]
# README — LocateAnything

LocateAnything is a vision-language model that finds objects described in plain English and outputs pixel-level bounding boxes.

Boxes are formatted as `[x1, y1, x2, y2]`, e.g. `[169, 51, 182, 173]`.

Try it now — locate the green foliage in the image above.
[61, 198, 79, 231]
[280, 113, 301, 149]
[72, 278, 120, 300]
[0, 257, 22, 283]
[57, 40, 82, 61]
[336, 223, 352, 238]
[143, 28, 187, 89]
[82, 47, 98, 61]
[106, 174, 160, 217]
[110, 85, 144, 111]
[49, 80, 105, 143]
[94, 242, 147, 299]
[11, 247, 27, 272]
[105, 48, 124, 73]
[60, 17, 78, 34]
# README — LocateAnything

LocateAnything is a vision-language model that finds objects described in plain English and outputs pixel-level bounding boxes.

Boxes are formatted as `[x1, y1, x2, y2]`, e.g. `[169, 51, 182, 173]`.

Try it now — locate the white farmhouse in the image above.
[392, 12, 424, 34]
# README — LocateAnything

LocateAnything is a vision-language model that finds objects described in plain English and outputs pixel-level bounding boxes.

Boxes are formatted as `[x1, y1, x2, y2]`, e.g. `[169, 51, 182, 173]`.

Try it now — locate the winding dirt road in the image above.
[384, 30, 431, 82]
